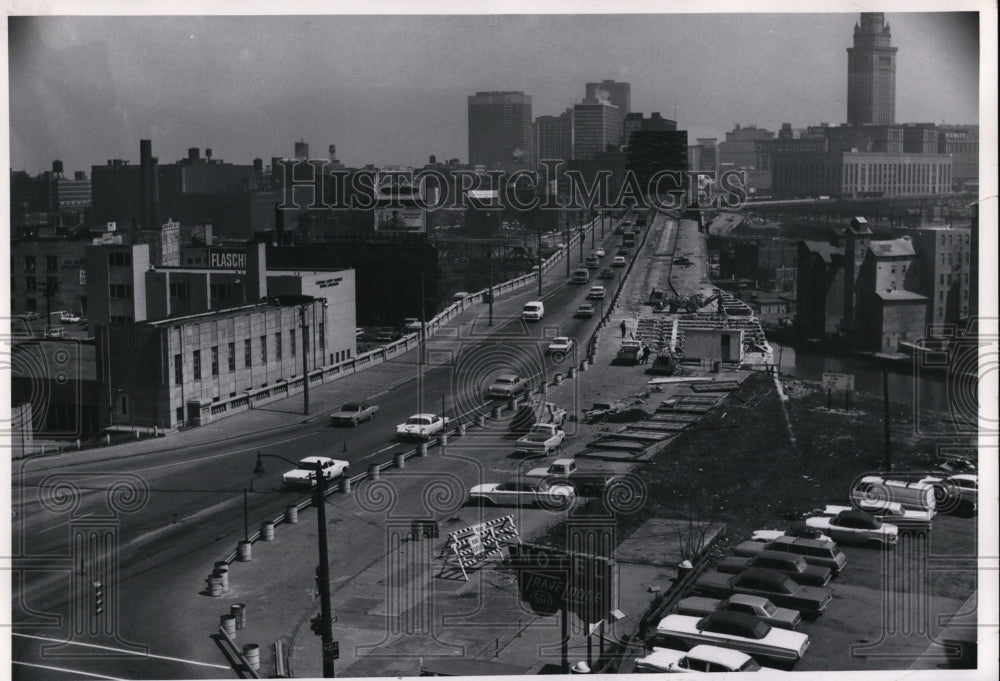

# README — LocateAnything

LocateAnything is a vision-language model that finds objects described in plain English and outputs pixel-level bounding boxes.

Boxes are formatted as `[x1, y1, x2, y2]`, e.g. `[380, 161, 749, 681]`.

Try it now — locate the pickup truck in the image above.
[616, 340, 642, 365]
[514, 423, 565, 456]
[524, 458, 619, 497]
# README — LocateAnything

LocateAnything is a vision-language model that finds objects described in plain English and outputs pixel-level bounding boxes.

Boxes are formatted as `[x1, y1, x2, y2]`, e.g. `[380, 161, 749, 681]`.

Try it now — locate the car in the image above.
[616, 339, 642, 364]
[329, 402, 379, 426]
[716, 550, 832, 586]
[851, 475, 936, 514]
[735, 536, 848, 576]
[282, 456, 350, 487]
[805, 509, 899, 547]
[19, 311, 40, 321]
[59, 311, 81, 324]
[694, 568, 833, 617]
[468, 479, 575, 508]
[486, 372, 531, 399]
[395, 413, 451, 440]
[611, 255, 627, 267]
[634, 645, 767, 673]
[586, 285, 606, 300]
[675, 594, 802, 630]
[545, 337, 575, 358]
[615, 247, 629, 256]
[751, 523, 832, 544]
[598, 267, 615, 280]
[653, 611, 810, 664]
[594, 247, 606, 257]
[822, 501, 932, 531]
[44, 326, 67, 338]
[919, 473, 978, 513]
[355, 328, 365, 338]
[574, 303, 596, 318]
[403, 317, 423, 333]
[452, 291, 471, 302]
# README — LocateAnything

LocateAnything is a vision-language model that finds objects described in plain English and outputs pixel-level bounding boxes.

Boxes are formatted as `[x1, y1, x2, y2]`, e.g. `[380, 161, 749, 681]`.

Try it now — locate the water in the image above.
[769, 341, 955, 412]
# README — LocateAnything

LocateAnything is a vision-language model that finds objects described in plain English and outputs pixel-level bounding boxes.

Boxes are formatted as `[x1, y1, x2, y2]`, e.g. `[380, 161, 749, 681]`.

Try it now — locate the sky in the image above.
[4, 5, 985, 175]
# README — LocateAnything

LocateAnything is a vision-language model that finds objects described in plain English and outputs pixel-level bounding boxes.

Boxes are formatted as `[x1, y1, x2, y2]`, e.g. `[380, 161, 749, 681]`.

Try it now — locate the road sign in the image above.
[323, 640, 340, 660]
[822, 372, 855, 391]
[509, 543, 615, 623]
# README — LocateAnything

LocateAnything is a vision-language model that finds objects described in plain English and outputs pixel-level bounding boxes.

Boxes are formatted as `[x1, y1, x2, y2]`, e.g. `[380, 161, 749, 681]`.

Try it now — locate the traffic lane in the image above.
[795, 513, 977, 671]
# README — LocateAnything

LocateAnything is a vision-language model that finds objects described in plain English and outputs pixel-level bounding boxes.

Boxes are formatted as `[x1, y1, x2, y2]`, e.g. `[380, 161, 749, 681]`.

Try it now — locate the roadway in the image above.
[10, 213, 657, 680]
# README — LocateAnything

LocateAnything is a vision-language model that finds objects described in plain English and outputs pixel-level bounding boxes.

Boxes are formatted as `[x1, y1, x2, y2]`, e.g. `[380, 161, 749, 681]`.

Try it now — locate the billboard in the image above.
[374, 206, 425, 232]
[509, 542, 615, 623]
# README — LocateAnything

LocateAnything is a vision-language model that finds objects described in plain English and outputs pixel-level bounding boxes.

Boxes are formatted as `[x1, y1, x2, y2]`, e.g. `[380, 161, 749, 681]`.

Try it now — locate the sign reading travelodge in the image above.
[509, 542, 616, 623]
[208, 249, 247, 269]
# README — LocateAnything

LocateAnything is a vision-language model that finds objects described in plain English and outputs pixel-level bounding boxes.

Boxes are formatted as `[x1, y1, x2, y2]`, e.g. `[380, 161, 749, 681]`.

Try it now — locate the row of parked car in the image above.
[637, 466, 979, 672]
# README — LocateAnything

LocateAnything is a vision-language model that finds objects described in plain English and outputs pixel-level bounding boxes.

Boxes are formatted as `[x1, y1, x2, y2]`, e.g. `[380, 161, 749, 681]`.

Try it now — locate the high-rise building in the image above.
[585, 80, 631, 117]
[468, 91, 534, 173]
[573, 99, 623, 161]
[534, 109, 573, 164]
[847, 12, 897, 126]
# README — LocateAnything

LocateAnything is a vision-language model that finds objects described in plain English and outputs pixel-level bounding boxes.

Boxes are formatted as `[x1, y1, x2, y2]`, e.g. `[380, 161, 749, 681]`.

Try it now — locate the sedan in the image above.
[545, 337, 575, 357]
[468, 479, 575, 508]
[598, 267, 616, 280]
[486, 372, 530, 399]
[594, 247, 606, 257]
[395, 413, 450, 440]
[675, 594, 801, 630]
[716, 550, 832, 586]
[695, 567, 833, 617]
[611, 255, 627, 267]
[919, 473, 978, 513]
[805, 509, 899, 547]
[751, 523, 832, 544]
[329, 402, 379, 426]
[282, 456, 350, 487]
[635, 645, 766, 673]
[574, 303, 596, 318]
[822, 501, 932, 532]
[586, 285, 606, 300]
[654, 612, 810, 664]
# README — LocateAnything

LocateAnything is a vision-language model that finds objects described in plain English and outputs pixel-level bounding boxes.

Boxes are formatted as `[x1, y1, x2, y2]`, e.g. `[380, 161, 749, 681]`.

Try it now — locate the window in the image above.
[108, 252, 131, 267]
[46, 256, 58, 272]
[46, 276, 58, 295]
[275, 332, 282, 361]
[319, 323, 325, 349]
[24, 256, 36, 273]
[939, 291, 944, 301]
[228, 342, 236, 372]
[174, 354, 182, 385]
[939, 274, 945, 286]
[169, 282, 190, 299]
[210, 283, 228, 299]
[109, 284, 133, 298]
[25, 276, 36, 293]
[260, 335, 267, 363]
[290, 328, 296, 356]
[193, 350, 201, 380]
[244, 339, 252, 368]
[211, 346, 219, 376]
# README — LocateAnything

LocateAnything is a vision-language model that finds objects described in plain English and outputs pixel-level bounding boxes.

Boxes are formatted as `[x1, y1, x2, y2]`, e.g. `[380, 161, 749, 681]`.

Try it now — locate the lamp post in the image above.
[254, 453, 337, 677]
[300, 302, 310, 416]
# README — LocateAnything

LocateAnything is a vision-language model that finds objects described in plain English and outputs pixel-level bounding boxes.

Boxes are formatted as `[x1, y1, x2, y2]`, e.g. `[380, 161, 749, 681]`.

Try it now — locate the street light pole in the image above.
[537, 224, 543, 297]
[487, 248, 494, 326]
[300, 304, 310, 416]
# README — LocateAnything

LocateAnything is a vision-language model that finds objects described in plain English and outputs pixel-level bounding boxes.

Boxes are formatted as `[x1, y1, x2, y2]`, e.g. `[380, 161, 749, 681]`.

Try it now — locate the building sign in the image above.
[822, 372, 855, 391]
[439, 515, 520, 580]
[509, 542, 615, 623]
[208, 249, 247, 269]
[374, 207, 425, 232]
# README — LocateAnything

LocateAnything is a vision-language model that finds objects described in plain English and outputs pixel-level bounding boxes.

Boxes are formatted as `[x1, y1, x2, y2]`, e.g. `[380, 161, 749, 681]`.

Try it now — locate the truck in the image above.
[510, 400, 568, 432]
[616, 339, 642, 365]
[622, 231, 636, 248]
[514, 423, 565, 456]
[524, 458, 620, 497]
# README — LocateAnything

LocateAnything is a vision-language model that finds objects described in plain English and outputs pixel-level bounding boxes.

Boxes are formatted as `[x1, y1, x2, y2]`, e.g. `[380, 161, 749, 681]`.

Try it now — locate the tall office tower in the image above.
[573, 99, 623, 161]
[585, 80, 631, 117]
[294, 140, 310, 160]
[468, 91, 534, 172]
[847, 12, 897, 126]
[534, 109, 573, 164]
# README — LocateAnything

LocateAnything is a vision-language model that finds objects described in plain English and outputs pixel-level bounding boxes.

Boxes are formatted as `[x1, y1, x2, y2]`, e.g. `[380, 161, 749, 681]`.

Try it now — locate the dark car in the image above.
[694, 567, 833, 617]
[598, 267, 616, 280]
[735, 536, 848, 575]
[716, 550, 832, 586]
[329, 402, 379, 426]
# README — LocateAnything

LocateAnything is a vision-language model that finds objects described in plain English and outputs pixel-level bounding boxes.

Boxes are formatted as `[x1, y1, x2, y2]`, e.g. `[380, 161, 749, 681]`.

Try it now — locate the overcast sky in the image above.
[5, 8, 982, 174]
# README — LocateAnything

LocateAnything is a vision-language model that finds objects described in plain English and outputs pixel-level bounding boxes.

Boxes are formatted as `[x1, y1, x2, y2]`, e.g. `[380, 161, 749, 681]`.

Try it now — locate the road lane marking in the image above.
[12, 661, 127, 680]
[12, 633, 231, 669]
[124, 430, 326, 474]
[357, 443, 402, 461]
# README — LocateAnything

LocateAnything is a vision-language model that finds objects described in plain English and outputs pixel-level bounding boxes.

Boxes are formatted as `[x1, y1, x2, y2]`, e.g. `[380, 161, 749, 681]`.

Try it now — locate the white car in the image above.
[468, 479, 575, 508]
[919, 473, 978, 513]
[654, 612, 809, 664]
[594, 247, 606, 257]
[851, 475, 936, 514]
[396, 413, 451, 440]
[822, 501, 932, 531]
[635, 645, 768, 673]
[587, 285, 606, 300]
[751, 525, 832, 544]
[59, 311, 82, 324]
[546, 337, 574, 356]
[282, 456, 350, 487]
[611, 255, 627, 267]
[805, 509, 899, 546]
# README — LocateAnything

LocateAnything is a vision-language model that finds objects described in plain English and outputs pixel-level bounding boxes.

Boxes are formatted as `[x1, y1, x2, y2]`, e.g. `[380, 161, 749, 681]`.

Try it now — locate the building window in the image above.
[228, 342, 235, 372]
[938, 307, 943, 318]
[211, 346, 219, 376]
[46, 256, 58, 272]
[939, 291, 944, 302]
[891, 267, 896, 274]
[169, 282, 190, 299]
[24, 256, 36, 273]
[193, 350, 201, 380]
[319, 323, 325, 350]
[108, 252, 131, 267]
[244, 339, 252, 368]
[25, 276, 36, 293]
[260, 335, 267, 363]
[939, 274, 944, 286]
[109, 284, 133, 298]
[275, 332, 282, 361]
[290, 328, 296, 356]
[210, 284, 228, 299]
[174, 354, 182, 385]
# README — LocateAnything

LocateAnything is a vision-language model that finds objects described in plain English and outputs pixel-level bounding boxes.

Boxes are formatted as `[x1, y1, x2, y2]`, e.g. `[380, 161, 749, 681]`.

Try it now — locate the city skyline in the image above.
[6, 10, 982, 175]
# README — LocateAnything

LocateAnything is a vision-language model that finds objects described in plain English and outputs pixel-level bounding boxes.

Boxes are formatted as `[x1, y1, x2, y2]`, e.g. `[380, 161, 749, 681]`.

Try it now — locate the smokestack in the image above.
[150, 156, 161, 230]
[140, 139, 152, 231]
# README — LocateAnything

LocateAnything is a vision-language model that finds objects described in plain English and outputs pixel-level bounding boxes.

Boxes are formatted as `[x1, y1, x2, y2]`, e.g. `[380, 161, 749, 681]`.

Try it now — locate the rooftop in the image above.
[876, 290, 928, 302]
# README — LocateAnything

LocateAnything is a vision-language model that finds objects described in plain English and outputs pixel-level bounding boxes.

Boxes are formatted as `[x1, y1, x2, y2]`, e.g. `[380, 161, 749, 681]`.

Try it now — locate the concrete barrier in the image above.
[394, 452, 406, 469]
[476, 414, 486, 427]
[457, 422, 466, 436]
[341, 478, 352, 494]
[213, 567, 229, 589]
[368, 463, 380, 480]
[207, 575, 223, 597]
[231, 603, 246, 629]
[236, 540, 252, 562]
[260, 521, 275, 542]
[439, 433, 449, 447]
[243, 643, 260, 672]
[491, 406, 503, 419]
[285, 505, 298, 524]
[220, 615, 237, 638]
[555, 374, 563, 385]
[417, 443, 428, 457]
[568, 367, 576, 379]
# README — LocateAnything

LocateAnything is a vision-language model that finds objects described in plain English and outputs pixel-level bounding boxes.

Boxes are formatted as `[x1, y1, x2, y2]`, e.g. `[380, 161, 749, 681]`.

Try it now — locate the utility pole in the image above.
[565, 222, 571, 276]
[313, 462, 337, 677]
[487, 249, 494, 325]
[300, 304, 310, 415]
[882, 366, 891, 471]
[537, 224, 543, 297]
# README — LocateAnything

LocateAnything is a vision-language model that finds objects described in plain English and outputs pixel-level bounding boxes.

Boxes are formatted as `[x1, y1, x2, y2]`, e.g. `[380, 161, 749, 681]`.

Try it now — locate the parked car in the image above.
[598, 267, 616, 280]
[59, 311, 81, 324]
[403, 317, 423, 333]
[653, 611, 810, 664]
[616, 340, 642, 365]
[587, 285, 606, 300]
[635, 645, 766, 673]
[611, 255, 627, 267]
[851, 475, 936, 515]
[487, 372, 531, 399]
[545, 337, 575, 357]
[395, 413, 450, 440]
[675, 594, 802, 630]
[468, 479, 575, 508]
[919, 473, 978, 513]
[823, 501, 932, 531]
[751, 523, 832, 544]
[329, 402, 379, 426]
[805, 509, 899, 547]
[524, 459, 619, 497]
[716, 550, 832, 586]
[574, 303, 596, 318]
[734, 536, 847, 576]
[18, 311, 40, 321]
[694, 568, 833, 617]
[282, 456, 350, 487]
[514, 423, 565, 456]
[44, 326, 67, 339]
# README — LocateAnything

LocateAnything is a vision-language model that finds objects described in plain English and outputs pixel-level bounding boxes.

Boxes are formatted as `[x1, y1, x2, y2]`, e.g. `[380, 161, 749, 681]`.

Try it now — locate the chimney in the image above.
[140, 139, 152, 230]
[150, 156, 161, 230]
